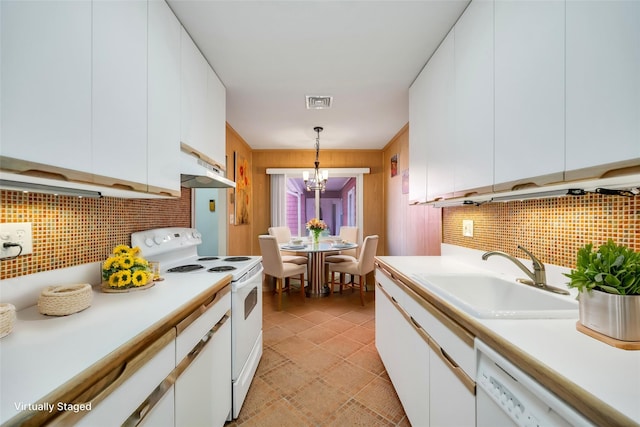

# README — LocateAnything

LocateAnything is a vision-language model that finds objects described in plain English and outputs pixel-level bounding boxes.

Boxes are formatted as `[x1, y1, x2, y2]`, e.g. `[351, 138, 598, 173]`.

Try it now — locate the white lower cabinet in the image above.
[375, 267, 475, 427]
[376, 281, 430, 426]
[429, 345, 475, 427]
[175, 312, 232, 426]
[175, 286, 232, 427]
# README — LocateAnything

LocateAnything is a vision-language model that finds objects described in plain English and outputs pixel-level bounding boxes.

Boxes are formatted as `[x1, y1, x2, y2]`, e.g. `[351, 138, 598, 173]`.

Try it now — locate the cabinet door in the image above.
[429, 345, 475, 427]
[1, 0, 91, 171]
[137, 386, 174, 427]
[409, 64, 429, 204]
[175, 317, 232, 427]
[206, 67, 227, 167]
[565, 0, 640, 178]
[148, 0, 181, 195]
[494, 0, 565, 189]
[454, 0, 494, 196]
[180, 28, 209, 156]
[425, 30, 455, 202]
[375, 283, 429, 426]
[92, 0, 148, 189]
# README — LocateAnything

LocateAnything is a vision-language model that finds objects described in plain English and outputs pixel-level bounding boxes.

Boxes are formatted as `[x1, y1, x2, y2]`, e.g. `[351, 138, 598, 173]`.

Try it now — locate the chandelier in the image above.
[303, 126, 328, 192]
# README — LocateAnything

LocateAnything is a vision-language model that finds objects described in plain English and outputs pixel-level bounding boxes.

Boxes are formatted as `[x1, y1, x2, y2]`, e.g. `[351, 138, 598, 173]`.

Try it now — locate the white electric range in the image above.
[131, 227, 263, 420]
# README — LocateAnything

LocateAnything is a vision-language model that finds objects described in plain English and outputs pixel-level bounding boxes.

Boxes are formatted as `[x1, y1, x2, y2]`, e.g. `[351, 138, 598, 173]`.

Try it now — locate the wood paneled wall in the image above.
[382, 124, 442, 255]
[226, 124, 254, 256]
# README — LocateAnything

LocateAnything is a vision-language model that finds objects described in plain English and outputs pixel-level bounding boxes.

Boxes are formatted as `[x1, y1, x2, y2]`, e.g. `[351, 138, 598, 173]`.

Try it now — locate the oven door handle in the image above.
[234, 265, 264, 290]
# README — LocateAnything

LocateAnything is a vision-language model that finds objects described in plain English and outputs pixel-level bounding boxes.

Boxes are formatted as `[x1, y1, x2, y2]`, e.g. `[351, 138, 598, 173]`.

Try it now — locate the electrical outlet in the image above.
[462, 220, 474, 237]
[0, 222, 33, 258]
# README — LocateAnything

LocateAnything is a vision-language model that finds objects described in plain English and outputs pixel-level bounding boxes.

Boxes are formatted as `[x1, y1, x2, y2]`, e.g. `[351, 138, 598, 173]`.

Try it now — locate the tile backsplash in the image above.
[443, 193, 639, 268]
[0, 188, 191, 280]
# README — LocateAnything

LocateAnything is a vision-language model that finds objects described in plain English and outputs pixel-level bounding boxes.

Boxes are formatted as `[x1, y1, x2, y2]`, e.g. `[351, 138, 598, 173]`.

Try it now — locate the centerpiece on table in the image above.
[102, 244, 154, 293]
[565, 239, 640, 345]
[306, 218, 327, 245]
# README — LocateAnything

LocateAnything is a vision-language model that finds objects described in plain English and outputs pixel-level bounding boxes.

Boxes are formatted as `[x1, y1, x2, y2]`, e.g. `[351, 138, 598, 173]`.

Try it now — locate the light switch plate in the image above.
[462, 220, 474, 237]
[0, 222, 33, 258]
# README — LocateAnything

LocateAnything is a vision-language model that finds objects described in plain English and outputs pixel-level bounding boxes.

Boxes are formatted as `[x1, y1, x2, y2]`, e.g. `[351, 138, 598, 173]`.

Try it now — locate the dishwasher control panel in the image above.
[476, 339, 593, 427]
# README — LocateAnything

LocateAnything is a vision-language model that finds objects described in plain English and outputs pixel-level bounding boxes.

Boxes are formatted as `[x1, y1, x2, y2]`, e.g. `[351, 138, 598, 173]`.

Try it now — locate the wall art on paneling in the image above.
[234, 152, 251, 225]
[391, 154, 398, 177]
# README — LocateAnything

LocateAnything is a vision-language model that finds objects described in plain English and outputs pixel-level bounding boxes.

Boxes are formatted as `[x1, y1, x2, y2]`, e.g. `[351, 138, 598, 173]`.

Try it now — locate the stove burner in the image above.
[167, 264, 204, 273]
[224, 257, 251, 262]
[208, 266, 237, 272]
[197, 257, 220, 261]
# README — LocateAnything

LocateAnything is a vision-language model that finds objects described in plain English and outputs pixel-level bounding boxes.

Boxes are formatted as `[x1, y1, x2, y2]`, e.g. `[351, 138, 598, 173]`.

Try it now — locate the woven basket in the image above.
[0, 303, 16, 338]
[38, 283, 93, 316]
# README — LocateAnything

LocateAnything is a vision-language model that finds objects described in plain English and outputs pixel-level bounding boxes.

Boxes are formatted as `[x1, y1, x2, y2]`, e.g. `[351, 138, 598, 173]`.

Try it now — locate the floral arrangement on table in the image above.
[102, 245, 151, 289]
[306, 218, 327, 244]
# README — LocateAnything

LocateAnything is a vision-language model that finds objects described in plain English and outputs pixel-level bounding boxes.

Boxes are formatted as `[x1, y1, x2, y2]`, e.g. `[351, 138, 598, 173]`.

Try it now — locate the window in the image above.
[267, 168, 368, 242]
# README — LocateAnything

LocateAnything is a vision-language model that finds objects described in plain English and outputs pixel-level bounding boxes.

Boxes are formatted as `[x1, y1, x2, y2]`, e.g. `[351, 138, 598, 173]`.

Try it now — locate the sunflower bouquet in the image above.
[102, 245, 151, 289]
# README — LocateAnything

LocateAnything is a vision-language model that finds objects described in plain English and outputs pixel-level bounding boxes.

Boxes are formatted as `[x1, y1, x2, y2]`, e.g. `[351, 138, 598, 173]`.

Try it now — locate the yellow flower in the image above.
[119, 254, 135, 269]
[132, 270, 149, 287]
[118, 270, 132, 286]
[134, 257, 148, 267]
[113, 244, 131, 256]
[103, 256, 119, 270]
[131, 246, 141, 256]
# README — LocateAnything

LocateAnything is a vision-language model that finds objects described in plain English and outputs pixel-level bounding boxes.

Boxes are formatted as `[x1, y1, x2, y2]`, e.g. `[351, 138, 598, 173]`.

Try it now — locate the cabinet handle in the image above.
[378, 283, 431, 345]
[176, 284, 230, 334]
[428, 340, 476, 395]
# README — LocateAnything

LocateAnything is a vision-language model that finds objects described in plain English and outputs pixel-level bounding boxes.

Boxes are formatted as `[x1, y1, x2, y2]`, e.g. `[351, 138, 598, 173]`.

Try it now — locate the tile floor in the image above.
[225, 287, 410, 427]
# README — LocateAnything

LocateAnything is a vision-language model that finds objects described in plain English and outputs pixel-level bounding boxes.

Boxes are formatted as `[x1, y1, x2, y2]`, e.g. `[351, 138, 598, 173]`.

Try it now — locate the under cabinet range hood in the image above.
[180, 150, 236, 189]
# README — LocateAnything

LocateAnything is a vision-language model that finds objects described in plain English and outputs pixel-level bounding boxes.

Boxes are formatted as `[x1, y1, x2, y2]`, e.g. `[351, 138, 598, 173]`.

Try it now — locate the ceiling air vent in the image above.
[305, 95, 333, 110]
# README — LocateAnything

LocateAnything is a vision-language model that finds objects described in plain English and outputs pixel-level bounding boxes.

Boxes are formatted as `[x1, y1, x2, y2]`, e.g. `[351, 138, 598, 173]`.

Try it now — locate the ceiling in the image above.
[167, 0, 470, 150]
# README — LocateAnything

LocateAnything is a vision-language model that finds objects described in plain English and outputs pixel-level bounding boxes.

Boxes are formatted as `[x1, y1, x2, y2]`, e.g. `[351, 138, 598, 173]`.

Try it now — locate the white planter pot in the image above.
[579, 289, 640, 341]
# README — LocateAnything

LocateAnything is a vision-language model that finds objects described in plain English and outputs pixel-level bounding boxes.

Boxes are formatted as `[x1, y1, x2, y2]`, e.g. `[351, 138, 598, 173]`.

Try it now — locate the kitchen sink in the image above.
[412, 274, 578, 319]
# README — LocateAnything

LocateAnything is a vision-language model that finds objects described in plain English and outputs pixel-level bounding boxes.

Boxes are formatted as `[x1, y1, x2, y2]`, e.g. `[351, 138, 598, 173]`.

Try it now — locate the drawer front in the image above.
[375, 267, 406, 305]
[176, 285, 231, 362]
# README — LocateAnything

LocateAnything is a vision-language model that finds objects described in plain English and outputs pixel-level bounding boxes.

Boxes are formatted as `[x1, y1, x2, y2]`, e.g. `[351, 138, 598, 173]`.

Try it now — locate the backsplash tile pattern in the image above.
[443, 193, 639, 269]
[0, 188, 191, 280]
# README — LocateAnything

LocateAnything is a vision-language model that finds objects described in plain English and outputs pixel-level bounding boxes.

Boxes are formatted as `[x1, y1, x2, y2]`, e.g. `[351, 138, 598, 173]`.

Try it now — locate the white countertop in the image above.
[0, 270, 232, 424]
[376, 252, 640, 425]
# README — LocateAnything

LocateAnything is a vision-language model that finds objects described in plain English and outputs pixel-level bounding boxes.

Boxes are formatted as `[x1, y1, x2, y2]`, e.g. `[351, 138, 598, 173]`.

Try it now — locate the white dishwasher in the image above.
[476, 339, 594, 427]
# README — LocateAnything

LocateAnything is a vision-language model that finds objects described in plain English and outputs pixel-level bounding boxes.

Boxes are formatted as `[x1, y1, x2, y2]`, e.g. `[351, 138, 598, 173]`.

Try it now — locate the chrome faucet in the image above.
[482, 245, 569, 295]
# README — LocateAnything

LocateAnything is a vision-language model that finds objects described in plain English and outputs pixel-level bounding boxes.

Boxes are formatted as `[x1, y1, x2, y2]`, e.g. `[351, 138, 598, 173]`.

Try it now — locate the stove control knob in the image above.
[153, 235, 164, 245]
[144, 237, 154, 247]
[192, 231, 201, 239]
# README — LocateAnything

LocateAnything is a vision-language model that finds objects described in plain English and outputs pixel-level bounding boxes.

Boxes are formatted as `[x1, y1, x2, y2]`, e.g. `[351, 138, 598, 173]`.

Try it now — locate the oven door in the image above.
[231, 264, 263, 381]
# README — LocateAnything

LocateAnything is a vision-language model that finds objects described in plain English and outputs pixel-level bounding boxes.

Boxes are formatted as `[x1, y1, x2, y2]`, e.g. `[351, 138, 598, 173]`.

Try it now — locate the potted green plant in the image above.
[565, 239, 640, 341]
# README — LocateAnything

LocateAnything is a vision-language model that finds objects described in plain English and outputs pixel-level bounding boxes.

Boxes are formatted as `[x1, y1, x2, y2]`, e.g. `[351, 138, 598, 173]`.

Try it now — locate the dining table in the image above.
[279, 240, 359, 297]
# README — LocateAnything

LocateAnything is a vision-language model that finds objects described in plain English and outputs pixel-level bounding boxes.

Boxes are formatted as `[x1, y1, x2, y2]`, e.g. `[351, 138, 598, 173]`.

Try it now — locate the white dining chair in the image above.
[259, 235, 307, 311]
[268, 226, 307, 265]
[324, 226, 359, 283]
[327, 235, 378, 306]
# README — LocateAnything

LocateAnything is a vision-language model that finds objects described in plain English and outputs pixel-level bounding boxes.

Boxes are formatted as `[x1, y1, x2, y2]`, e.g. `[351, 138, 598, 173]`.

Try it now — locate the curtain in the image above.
[270, 174, 286, 227]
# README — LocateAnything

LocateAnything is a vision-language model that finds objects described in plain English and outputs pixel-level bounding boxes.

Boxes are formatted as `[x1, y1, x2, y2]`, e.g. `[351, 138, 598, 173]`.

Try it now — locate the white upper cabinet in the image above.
[565, 0, 640, 179]
[409, 63, 429, 203]
[148, 0, 181, 196]
[181, 28, 209, 157]
[1, 0, 92, 172]
[181, 28, 226, 167]
[206, 67, 227, 168]
[454, 0, 494, 196]
[92, 0, 148, 191]
[425, 31, 456, 202]
[494, 0, 565, 189]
